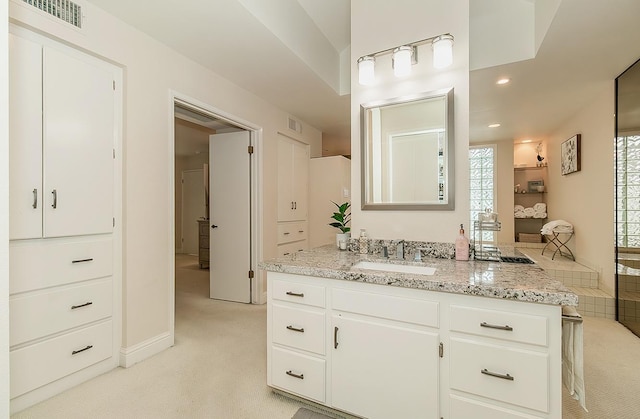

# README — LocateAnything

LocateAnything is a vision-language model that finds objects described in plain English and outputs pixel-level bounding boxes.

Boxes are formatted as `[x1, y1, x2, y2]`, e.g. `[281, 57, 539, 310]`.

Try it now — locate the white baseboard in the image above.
[119, 332, 173, 368]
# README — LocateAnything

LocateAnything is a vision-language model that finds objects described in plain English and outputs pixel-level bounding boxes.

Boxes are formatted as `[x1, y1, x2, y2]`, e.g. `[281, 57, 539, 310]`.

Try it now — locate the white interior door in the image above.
[209, 131, 251, 303]
[181, 169, 205, 255]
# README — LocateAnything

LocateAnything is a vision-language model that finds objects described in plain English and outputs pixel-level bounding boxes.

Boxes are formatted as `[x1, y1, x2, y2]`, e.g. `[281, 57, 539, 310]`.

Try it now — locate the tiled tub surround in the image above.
[262, 245, 576, 418]
[260, 244, 578, 306]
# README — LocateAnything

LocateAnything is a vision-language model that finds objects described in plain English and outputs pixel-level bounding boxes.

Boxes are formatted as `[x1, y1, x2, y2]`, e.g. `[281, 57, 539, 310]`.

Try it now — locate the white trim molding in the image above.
[119, 332, 173, 368]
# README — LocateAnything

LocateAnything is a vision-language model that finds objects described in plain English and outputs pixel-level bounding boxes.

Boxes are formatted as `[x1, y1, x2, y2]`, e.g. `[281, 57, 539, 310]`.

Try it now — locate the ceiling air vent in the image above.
[23, 0, 83, 28]
[288, 116, 302, 134]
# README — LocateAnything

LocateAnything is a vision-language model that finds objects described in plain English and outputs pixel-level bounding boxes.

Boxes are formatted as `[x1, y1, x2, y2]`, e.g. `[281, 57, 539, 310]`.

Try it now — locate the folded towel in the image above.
[514, 212, 526, 219]
[533, 212, 547, 219]
[542, 220, 574, 235]
[523, 207, 535, 217]
[562, 306, 587, 412]
[514, 205, 525, 212]
[533, 202, 547, 212]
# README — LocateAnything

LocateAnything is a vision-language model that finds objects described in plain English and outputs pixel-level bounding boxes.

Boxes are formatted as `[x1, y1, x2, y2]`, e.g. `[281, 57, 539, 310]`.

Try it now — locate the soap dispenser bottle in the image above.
[359, 229, 369, 254]
[455, 224, 469, 261]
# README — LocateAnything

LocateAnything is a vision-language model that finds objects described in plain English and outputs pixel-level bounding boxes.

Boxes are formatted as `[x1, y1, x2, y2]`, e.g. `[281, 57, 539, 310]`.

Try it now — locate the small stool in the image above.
[542, 230, 575, 261]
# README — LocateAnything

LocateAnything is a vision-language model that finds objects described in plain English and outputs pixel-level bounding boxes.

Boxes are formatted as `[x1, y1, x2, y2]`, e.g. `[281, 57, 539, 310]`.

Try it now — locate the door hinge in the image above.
[439, 342, 444, 358]
[248, 270, 255, 279]
[113, 80, 116, 90]
[248, 145, 254, 154]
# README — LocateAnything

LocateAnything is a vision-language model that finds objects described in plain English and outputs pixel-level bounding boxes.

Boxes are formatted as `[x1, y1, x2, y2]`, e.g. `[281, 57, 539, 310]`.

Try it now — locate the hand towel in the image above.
[533, 202, 547, 213]
[514, 205, 525, 212]
[533, 212, 547, 219]
[562, 305, 587, 411]
[514, 210, 526, 218]
[523, 207, 535, 218]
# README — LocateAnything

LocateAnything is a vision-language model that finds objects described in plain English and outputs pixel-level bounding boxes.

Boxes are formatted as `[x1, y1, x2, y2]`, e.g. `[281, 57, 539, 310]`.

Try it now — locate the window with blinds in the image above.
[22, 0, 82, 28]
[616, 135, 640, 248]
[469, 146, 496, 242]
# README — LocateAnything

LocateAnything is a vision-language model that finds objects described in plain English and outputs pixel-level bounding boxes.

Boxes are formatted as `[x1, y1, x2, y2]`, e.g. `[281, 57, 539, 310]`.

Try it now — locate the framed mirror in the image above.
[361, 88, 454, 210]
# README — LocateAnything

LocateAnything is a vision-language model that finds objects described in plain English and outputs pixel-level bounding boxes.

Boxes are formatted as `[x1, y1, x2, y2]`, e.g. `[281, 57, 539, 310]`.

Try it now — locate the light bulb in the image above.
[393, 46, 413, 77]
[432, 35, 454, 69]
[358, 56, 375, 85]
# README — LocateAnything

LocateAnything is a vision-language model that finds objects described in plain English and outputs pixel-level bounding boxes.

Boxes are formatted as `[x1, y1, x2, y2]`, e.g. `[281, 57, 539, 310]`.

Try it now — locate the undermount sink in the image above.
[352, 261, 436, 276]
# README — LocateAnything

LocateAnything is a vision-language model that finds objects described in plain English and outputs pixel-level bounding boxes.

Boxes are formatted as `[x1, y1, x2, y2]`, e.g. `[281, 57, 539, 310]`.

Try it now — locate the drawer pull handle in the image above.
[286, 370, 304, 380]
[481, 368, 514, 381]
[334, 326, 339, 349]
[283, 252, 291, 256]
[480, 322, 513, 331]
[286, 325, 304, 333]
[72, 258, 94, 264]
[298, 230, 304, 233]
[51, 189, 57, 209]
[71, 302, 93, 310]
[72, 345, 93, 355]
[283, 232, 290, 235]
[32, 189, 38, 209]
[285, 291, 304, 297]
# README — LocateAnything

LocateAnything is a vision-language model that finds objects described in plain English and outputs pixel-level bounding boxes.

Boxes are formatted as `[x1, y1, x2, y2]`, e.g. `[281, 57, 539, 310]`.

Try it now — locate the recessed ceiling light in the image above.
[488, 123, 501, 128]
[496, 78, 510, 85]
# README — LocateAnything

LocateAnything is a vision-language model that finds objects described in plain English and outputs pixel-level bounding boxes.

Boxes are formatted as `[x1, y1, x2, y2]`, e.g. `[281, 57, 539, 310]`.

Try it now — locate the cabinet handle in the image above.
[51, 189, 57, 209]
[480, 322, 513, 331]
[32, 189, 38, 209]
[294, 201, 297, 210]
[334, 326, 339, 349]
[286, 325, 304, 333]
[283, 252, 291, 256]
[283, 232, 290, 235]
[72, 345, 93, 355]
[291, 201, 294, 210]
[481, 368, 514, 381]
[298, 230, 304, 233]
[71, 302, 93, 310]
[286, 370, 304, 380]
[72, 258, 94, 264]
[285, 291, 304, 297]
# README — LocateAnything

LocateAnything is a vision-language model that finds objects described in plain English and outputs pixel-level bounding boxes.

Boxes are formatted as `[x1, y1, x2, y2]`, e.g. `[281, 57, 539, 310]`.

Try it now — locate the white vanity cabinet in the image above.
[8, 28, 121, 413]
[266, 272, 563, 419]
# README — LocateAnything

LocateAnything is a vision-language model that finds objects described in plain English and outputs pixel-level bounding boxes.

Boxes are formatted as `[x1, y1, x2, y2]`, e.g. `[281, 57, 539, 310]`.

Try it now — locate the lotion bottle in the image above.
[359, 229, 369, 254]
[455, 224, 469, 261]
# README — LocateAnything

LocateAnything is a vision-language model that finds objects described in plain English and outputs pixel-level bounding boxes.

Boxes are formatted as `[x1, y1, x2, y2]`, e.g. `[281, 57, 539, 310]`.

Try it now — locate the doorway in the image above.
[171, 93, 262, 339]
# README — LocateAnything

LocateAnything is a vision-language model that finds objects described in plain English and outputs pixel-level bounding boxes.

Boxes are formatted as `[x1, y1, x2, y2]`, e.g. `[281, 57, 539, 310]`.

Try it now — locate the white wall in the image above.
[546, 84, 615, 294]
[8, 0, 321, 351]
[351, 0, 470, 243]
[1, 0, 10, 413]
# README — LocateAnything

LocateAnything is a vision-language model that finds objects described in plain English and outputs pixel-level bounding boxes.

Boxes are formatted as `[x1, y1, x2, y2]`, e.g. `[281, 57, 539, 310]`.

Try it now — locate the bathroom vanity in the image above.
[260, 246, 577, 419]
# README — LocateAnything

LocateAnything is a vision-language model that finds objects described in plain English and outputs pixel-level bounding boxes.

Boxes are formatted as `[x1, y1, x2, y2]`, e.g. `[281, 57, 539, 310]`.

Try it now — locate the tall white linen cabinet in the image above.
[8, 27, 122, 413]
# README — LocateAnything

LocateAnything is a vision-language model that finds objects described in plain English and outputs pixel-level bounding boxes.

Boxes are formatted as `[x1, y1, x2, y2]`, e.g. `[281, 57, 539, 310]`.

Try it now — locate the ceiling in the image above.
[86, 0, 640, 149]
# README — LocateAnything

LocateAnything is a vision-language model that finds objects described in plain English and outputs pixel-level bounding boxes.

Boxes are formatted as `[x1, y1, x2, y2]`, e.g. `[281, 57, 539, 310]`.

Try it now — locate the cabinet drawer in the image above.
[272, 304, 325, 355]
[10, 278, 112, 346]
[332, 288, 439, 327]
[450, 305, 548, 347]
[272, 278, 325, 308]
[449, 338, 549, 413]
[277, 222, 308, 244]
[271, 346, 325, 403]
[10, 236, 113, 294]
[450, 395, 540, 419]
[10, 320, 113, 398]
[277, 240, 308, 258]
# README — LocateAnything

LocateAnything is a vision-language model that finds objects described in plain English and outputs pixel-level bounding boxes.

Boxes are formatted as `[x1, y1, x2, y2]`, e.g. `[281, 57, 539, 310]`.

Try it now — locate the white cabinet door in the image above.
[331, 315, 440, 419]
[43, 47, 114, 238]
[9, 34, 43, 240]
[292, 140, 309, 220]
[277, 135, 309, 222]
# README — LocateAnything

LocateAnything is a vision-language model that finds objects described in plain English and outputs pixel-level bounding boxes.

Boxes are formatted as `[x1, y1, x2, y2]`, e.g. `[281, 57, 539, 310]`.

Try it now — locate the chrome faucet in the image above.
[396, 240, 405, 260]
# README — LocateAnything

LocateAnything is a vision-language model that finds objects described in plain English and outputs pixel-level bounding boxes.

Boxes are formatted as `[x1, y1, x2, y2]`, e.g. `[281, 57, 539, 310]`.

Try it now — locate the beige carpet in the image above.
[11, 254, 640, 418]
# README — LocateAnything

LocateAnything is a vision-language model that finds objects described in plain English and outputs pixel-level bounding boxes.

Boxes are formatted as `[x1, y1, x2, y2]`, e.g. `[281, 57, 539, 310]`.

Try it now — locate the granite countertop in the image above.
[259, 245, 578, 306]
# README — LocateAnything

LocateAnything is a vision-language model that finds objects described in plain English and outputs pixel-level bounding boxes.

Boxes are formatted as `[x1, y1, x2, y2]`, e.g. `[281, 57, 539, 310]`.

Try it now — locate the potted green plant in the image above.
[329, 201, 351, 248]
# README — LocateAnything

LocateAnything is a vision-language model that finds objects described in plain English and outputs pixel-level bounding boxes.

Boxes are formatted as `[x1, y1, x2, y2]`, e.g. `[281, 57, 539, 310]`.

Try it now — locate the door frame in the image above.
[168, 91, 263, 340]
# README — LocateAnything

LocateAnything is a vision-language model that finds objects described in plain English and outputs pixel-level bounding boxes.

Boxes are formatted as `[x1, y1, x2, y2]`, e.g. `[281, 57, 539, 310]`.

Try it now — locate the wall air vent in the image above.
[22, 0, 83, 28]
[288, 116, 302, 134]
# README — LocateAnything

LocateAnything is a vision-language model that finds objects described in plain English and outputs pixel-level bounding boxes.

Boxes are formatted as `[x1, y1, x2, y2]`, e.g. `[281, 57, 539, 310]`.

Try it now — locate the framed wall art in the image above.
[561, 134, 581, 175]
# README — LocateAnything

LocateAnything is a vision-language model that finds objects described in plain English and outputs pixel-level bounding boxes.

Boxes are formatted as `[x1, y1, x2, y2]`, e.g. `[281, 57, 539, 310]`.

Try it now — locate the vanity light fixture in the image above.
[357, 33, 454, 85]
